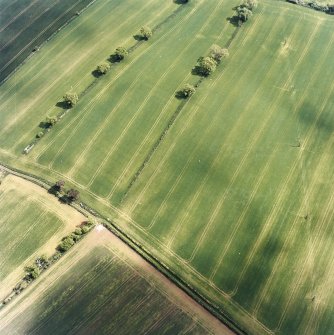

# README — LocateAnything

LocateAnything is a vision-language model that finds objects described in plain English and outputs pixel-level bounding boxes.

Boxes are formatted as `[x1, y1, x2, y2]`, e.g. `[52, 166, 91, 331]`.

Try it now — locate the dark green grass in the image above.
[0, 246, 211, 335]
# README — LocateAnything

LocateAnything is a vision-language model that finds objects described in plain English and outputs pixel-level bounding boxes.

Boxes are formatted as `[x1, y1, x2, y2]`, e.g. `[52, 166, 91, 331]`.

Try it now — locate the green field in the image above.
[0, 0, 94, 83]
[1, 0, 334, 334]
[0, 233, 213, 335]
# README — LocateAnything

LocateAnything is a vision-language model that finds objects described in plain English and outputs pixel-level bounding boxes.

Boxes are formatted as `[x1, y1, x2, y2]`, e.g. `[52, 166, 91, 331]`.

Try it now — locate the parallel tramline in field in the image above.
[1, 0, 334, 334]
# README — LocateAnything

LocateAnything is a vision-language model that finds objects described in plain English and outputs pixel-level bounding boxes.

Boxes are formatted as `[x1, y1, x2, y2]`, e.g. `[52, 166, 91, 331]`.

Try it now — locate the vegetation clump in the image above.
[96, 62, 110, 74]
[209, 44, 229, 63]
[113, 46, 128, 61]
[63, 92, 79, 107]
[195, 56, 217, 76]
[139, 26, 153, 40]
[177, 84, 196, 99]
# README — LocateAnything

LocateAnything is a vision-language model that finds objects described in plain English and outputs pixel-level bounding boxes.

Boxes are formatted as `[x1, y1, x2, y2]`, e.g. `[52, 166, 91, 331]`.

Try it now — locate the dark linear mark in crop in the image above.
[120, 25, 242, 202]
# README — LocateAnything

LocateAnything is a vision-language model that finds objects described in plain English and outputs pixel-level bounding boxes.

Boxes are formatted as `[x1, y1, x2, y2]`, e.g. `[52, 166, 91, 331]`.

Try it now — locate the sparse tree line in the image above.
[2, 220, 94, 305]
[49, 179, 80, 204]
[177, 44, 229, 99]
[287, 0, 334, 14]
[29, 25, 154, 151]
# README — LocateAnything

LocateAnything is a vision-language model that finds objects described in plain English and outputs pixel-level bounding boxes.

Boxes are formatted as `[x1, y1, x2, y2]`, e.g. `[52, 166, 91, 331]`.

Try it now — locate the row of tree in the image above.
[236, 0, 258, 23]
[177, 44, 229, 99]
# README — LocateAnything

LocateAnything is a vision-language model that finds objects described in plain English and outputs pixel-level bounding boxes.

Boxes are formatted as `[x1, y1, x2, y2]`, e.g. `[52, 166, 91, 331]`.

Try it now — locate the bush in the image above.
[74, 228, 83, 235]
[81, 225, 90, 234]
[139, 26, 153, 40]
[209, 44, 229, 62]
[46, 116, 58, 128]
[196, 56, 217, 76]
[96, 62, 110, 74]
[58, 236, 75, 252]
[63, 92, 79, 107]
[178, 84, 196, 98]
[113, 46, 128, 61]
[24, 264, 40, 280]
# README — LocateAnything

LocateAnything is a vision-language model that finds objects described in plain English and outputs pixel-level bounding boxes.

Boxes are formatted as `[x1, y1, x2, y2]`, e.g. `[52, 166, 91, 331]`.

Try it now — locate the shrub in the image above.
[24, 264, 40, 280]
[178, 84, 196, 98]
[96, 62, 110, 74]
[196, 56, 217, 76]
[209, 44, 229, 62]
[113, 47, 128, 61]
[139, 26, 153, 40]
[58, 236, 75, 252]
[74, 228, 83, 235]
[63, 92, 79, 107]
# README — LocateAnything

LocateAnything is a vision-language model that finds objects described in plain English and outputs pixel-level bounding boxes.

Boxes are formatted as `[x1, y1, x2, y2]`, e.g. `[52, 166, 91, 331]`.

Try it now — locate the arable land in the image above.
[0, 0, 333, 334]
[0, 227, 232, 335]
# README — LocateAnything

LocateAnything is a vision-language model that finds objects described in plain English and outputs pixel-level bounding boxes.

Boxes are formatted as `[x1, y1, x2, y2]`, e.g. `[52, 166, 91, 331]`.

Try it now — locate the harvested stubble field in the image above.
[0, 0, 94, 83]
[0, 173, 85, 299]
[0, 227, 222, 335]
[0, 0, 334, 334]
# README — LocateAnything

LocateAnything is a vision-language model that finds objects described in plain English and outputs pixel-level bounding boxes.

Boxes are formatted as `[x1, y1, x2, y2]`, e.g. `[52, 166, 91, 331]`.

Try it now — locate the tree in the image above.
[178, 84, 196, 98]
[196, 56, 217, 76]
[243, 0, 258, 10]
[139, 26, 153, 40]
[113, 46, 128, 61]
[24, 264, 40, 280]
[209, 44, 229, 62]
[63, 92, 78, 107]
[58, 236, 75, 252]
[96, 62, 110, 74]
[237, 6, 253, 22]
[55, 180, 65, 192]
[46, 116, 57, 127]
[67, 188, 80, 202]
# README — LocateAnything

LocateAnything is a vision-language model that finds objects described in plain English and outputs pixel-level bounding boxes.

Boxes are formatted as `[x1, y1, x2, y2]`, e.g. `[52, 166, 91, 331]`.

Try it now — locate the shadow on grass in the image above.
[56, 101, 71, 110]
[226, 16, 241, 27]
[91, 69, 102, 78]
[133, 34, 145, 41]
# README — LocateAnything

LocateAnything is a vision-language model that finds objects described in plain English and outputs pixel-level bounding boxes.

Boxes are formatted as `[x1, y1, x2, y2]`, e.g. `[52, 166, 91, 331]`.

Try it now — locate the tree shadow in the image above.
[133, 34, 145, 41]
[191, 66, 207, 77]
[48, 185, 59, 196]
[109, 54, 122, 63]
[174, 0, 189, 4]
[226, 16, 241, 27]
[91, 69, 102, 78]
[55, 101, 71, 110]
[175, 91, 187, 100]
[38, 121, 51, 129]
